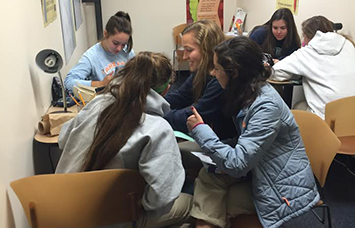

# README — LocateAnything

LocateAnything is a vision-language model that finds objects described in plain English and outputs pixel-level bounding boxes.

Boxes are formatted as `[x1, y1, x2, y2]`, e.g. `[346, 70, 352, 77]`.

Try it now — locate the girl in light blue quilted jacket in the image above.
[186, 36, 319, 228]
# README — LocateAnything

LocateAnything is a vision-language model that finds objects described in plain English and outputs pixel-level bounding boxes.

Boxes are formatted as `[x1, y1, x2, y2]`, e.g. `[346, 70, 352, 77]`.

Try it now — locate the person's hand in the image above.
[91, 72, 114, 88]
[102, 72, 114, 86]
[273, 59, 279, 64]
[187, 106, 204, 132]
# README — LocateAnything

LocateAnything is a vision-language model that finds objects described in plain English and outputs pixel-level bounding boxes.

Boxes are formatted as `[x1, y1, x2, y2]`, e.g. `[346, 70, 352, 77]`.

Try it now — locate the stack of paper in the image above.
[73, 83, 97, 103]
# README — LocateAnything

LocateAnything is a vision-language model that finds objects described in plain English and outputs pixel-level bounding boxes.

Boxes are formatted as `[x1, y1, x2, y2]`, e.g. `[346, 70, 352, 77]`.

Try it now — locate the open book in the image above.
[73, 83, 97, 103]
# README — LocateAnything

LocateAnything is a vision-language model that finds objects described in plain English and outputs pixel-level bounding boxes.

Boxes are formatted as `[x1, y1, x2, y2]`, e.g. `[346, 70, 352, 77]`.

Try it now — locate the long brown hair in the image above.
[214, 37, 272, 115]
[82, 52, 172, 171]
[182, 20, 225, 101]
[252, 8, 301, 58]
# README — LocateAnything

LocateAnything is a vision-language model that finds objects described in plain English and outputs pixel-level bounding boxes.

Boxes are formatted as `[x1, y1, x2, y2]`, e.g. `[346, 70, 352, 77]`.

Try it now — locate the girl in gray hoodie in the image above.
[56, 52, 192, 228]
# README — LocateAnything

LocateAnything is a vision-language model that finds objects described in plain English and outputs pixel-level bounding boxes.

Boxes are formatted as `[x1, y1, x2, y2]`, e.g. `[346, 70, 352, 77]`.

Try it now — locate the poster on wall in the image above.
[73, 0, 83, 30]
[41, 0, 57, 27]
[276, 0, 299, 15]
[59, 0, 76, 64]
[186, 0, 224, 30]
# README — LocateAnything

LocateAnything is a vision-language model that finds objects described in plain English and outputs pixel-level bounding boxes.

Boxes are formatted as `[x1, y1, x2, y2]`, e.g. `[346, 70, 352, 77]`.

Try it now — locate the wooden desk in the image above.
[33, 106, 78, 174]
[267, 79, 302, 108]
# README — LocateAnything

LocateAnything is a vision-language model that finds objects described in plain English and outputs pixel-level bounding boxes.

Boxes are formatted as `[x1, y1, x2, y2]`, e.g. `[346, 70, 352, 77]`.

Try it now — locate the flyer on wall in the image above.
[276, 0, 299, 15]
[186, 0, 224, 30]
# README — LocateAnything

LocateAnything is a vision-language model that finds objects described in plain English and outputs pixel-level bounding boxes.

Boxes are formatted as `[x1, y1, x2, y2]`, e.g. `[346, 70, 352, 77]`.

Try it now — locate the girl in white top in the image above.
[271, 15, 355, 119]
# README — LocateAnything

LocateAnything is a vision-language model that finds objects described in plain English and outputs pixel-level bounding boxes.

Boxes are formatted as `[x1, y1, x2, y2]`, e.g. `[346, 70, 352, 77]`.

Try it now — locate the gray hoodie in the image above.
[56, 89, 185, 217]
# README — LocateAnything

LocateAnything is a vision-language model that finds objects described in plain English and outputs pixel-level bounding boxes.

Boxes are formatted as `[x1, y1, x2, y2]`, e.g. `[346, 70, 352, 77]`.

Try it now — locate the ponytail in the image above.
[82, 52, 172, 171]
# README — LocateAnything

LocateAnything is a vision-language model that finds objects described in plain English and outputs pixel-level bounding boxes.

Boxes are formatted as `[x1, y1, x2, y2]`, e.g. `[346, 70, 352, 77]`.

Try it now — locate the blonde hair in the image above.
[182, 20, 225, 101]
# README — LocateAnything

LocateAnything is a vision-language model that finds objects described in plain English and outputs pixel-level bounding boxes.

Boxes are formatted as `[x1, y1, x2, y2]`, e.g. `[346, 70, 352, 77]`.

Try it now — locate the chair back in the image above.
[292, 110, 341, 188]
[325, 96, 355, 137]
[10, 169, 146, 228]
[173, 23, 187, 47]
[172, 23, 187, 70]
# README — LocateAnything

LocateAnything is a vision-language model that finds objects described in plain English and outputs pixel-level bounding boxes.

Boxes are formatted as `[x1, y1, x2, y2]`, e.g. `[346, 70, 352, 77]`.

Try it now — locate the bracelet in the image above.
[192, 122, 204, 130]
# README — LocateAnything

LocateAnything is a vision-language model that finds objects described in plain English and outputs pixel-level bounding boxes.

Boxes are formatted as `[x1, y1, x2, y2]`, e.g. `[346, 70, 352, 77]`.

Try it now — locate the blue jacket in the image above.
[249, 26, 299, 60]
[164, 73, 236, 140]
[191, 84, 319, 228]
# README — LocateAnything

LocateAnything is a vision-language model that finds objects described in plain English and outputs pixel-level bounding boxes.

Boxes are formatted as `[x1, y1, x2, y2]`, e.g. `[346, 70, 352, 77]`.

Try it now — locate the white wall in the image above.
[237, 0, 355, 37]
[100, 0, 237, 60]
[1, 1, 90, 227]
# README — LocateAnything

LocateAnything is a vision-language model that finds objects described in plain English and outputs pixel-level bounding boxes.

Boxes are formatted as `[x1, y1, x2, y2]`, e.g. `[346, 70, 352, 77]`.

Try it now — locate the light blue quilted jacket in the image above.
[192, 84, 320, 228]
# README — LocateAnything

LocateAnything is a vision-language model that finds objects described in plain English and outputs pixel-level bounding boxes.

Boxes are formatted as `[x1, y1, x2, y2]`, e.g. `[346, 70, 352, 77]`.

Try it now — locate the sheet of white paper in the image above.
[59, 0, 76, 63]
[73, 0, 82, 30]
[191, 151, 216, 166]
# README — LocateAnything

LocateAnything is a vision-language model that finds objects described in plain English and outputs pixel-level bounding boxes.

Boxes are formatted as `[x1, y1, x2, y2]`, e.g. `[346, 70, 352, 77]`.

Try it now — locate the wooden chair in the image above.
[325, 96, 355, 155]
[229, 111, 340, 228]
[10, 169, 146, 228]
[292, 110, 341, 228]
[172, 23, 187, 75]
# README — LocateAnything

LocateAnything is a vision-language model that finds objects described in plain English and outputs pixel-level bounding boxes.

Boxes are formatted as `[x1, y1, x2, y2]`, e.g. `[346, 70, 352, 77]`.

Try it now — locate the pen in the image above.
[69, 93, 81, 107]
[77, 90, 86, 106]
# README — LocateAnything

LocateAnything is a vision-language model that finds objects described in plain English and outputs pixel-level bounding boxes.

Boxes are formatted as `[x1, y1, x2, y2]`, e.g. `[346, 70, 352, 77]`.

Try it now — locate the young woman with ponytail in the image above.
[56, 52, 192, 228]
[64, 11, 135, 93]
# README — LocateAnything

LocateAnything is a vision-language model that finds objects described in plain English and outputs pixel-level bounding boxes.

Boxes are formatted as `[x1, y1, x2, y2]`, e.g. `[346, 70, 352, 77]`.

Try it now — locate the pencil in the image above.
[69, 93, 81, 107]
[229, 15, 235, 32]
[77, 90, 86, 106]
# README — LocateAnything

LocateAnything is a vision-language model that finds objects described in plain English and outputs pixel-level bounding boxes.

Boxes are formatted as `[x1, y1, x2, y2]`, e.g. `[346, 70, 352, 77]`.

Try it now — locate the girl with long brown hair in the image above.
[57, 52, 192, 228]
[249, 8, 301, 61]
[186, 36, 319, 228]
[165, 20, 236, 140]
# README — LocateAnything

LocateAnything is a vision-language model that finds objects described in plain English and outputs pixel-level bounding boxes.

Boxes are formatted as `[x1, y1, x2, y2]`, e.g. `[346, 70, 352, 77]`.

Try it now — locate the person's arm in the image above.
[164, 78, 223, 133]
[271, 51, 304, 81]
[164, 74, 194, 109]
[64, 56, 94, 93]
[57, 118, 75, 150]
[91, 73, 113, 88]
[191, 101, 281, 178]
[138, 121, 185, 217]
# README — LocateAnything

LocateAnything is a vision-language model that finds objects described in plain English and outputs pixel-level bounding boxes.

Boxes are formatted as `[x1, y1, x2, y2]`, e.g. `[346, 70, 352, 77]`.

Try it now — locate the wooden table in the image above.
[33, 106, 78, 174]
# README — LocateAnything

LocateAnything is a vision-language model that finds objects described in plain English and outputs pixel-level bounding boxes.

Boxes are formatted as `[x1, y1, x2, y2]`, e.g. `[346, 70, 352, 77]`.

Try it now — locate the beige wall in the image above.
[100, 0, 237, 60]
[237, 0, 355, 38]
[1, 1, 89, 227]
